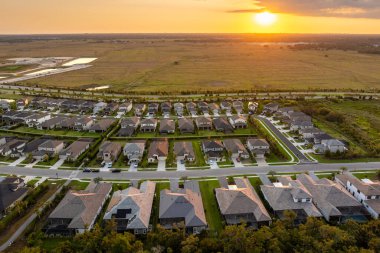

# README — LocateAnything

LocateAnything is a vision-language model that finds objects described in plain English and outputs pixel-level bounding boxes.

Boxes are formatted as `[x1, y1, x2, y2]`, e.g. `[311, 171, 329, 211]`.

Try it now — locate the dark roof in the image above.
[0, 177, 28, 212]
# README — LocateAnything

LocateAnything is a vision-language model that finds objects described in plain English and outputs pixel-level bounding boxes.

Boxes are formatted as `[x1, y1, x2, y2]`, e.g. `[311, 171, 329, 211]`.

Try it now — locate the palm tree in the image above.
[94, 177, 102, 184]
[340, 166, 348, 174]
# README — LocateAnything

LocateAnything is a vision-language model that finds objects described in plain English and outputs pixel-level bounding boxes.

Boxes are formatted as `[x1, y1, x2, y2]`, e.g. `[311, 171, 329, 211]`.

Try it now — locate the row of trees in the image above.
[21, 214, 380, 253]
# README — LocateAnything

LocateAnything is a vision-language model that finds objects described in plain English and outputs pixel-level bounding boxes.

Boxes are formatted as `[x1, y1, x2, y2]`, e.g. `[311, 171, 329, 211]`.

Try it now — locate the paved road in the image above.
[0, 180, 71, 252]
[255, 116, 313, 163]
[1, 163, 379, 181]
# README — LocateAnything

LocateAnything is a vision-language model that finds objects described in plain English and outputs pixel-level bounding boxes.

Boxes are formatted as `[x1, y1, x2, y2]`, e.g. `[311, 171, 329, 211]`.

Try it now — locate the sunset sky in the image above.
[1, 0, 380, 34]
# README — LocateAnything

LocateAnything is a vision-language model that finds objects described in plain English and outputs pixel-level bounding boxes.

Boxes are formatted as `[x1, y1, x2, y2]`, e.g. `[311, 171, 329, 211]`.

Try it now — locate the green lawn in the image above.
[68, 180, 90, 190]
[36, 156, 59, 166]
[199, 180, 223, 234]
[151, 182, 170, 229]
[310, 154, 380, 163]
[11, 126, 100, 137]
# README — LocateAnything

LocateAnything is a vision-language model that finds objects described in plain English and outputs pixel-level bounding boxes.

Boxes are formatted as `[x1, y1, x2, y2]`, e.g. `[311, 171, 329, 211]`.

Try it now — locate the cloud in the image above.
[226, 7, 265, 13]
[229, 0, 380, 19]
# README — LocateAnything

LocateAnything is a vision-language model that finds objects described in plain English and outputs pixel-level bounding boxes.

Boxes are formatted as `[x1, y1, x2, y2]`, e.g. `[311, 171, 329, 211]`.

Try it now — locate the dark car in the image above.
[83, 168, 91, 173]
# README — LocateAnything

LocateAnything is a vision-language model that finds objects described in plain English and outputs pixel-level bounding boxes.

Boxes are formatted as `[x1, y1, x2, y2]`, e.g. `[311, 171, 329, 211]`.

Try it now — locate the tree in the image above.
[94, 177, 102, 184]
[340, 166, 348, 174]
[268, 170, 276, 181]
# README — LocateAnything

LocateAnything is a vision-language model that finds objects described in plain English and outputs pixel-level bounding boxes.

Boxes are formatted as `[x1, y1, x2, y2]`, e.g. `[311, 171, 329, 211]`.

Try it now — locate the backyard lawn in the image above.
[199, 180, 223, 234]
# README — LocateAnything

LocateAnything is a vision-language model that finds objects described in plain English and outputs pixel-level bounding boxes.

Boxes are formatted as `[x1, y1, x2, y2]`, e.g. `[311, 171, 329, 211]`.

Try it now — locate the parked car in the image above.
[83, 168, 91, 173]
[111, 169, 121, 173]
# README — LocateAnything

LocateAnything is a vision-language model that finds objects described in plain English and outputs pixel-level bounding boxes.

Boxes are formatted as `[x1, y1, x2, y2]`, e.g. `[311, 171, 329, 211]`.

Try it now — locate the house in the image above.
[0, 177, 28, 217]
[209, 103, 220, 114]
[97, 142, 122, 167]
[173, 102, 184, 116]
[59, 139, 92, 162]
[57, 117, 76, 130]
[299, 128, 324, 140]
[147, 103, 159, 116]
[290, 120, 314, 132]
[93, 102, 107, 114]
[159, 119, 175, 134]
[16, 98, 29, 110]
[195, 117, 212, 131]
[32, 140, 65, 160]
[178, 118, 195, 134]
[89, 118, 115, 133]
[260, 176, 322, 224]
[123, 140, 146, 165]
[118, 117, 140, 137]
[247, 138, 270, 158]
[134, 104, 146, 117]
[104, 181, 156, 234]
[45, 182, 112, 235]
[232, 101, 244, 114]
[216, 177, 271, 227]
[0, 100, 10, 111]
[140, 118, 157, 133]
[229, 115, 247, 129]
[147, 140, 168, 163]
[118, 102, 133, 114]
[74, 117, 94, 131]
[159, 180, 207, 234]
[173, 142, 195, 162]
[26, 113, 51, 127]
[186, 102, 197, 115]
[313, 139, 346, 154]
[263, 102, 279, 114]
[198, 101, 209, 113]
[297, 174, 370, 223]
[277, 107, 295, 118]
[313, 133, 334, 144]
[161, 102, 172, 115]
[223, 139, 249, 159]
[104, 103, 119, 115]
[0, 137, 27, 157]
[37, 116, 66, 130]
[202, 140, 225, 163]
[335, 173, 380, 219]
[220, 101, 232, 111]
[213, 118, 234, 133]
[248, 102, 258, 114]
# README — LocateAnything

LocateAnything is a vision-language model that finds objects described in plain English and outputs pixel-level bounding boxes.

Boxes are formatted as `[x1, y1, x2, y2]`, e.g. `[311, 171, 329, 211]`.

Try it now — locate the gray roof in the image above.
[0, 177, 28, 212]
[215, 178, 271, 222]
[174, 142, 195, 158]
[336, 174, 380, 196]
[223, 139, 248, 155]
[159, 119, 175, 132]
[159, 180, 207, 227]
[124, 141, 146, 154]
[104, 181, 156, 229]
[49, 183, 112, 229]
[247, 138, 269, 147]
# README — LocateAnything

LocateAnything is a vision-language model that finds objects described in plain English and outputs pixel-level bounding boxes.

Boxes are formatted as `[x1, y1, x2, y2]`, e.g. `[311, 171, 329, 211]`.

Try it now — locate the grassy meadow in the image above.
[1, 38, 380, 93]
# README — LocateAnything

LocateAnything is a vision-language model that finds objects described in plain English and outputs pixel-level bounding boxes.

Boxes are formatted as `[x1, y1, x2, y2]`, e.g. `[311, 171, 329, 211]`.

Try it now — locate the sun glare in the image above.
[254, 12, 277, 26]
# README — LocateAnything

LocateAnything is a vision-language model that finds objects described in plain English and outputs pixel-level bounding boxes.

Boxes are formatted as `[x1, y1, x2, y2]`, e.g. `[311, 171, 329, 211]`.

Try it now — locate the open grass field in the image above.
[1, 37, 380, 93]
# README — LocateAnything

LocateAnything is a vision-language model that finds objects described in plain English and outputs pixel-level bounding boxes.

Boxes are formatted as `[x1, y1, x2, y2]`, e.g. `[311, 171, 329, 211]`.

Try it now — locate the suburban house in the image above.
[140, 118, 158, 133]
[186, 102, 197, 115]
[123, 140, 146, 165]
[119, 117, 140, 137]
[216, 177, 271, 228]
[0, 100, 10, 111]
[97, 142, 122, 167]
[73, 117, 94, 131]
[209, 103, 220, 114]
[220, 101, 232, 111]
[174, 102, 184, 116]
[297, 174, 370, 223]
[16, 98, 29, 110]
[202, 140, 225, 163]
[336, 173, 380, 219]
[0, 137, 28, 157]
[223, 139, 249, 159]
[290, 120, 314, 132]
[178, 118, 195, 134]
[26, 113, 51, 127]
[59, 139, 92, 162]
[198, 101, 209, 113]
[248, 102, 258, 114]
[313, 133, 334, 144]
[118, 102, 133, 114]
[37, 116, 67, 130]
[195, 117, 213, 131]
[32, 140, 65, 160]
[260, 176, 322, 224]
[161, 102, 172, 116]
[313, 139, 346, 154]
[147, 103, 159, 116]
[93, 102, 107, 114]
[159, 119, 175, 134]
[159, 180, 207, 234]
[134, 104, 146, 117]
[89, 118, 115, 133]
[104, 181, 156, 234]
[232, 101, 244, 114]
[147, 140, 168, 163]
[213, 117, 234, 133]
[263, 102, 279, 114]
[247, 138, 270, 158]
[45, 182, 112, 235]
[0, 177, 28, 218]
[57, 117, 76, 130]
[104, 103, 119, 115]
[299, 128, 324, 140]
[173, 141, 195, 162]
[229, 115, 248, 129]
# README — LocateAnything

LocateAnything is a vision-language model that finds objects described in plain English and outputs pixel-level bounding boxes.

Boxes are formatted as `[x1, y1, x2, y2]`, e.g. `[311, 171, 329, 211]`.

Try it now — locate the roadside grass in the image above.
[310, 154, 380, 164]
[199, 180, 223, 234]
[68, 180, 90, 190]
[11, 126, 100, 138]
[36, 156, 59, 167]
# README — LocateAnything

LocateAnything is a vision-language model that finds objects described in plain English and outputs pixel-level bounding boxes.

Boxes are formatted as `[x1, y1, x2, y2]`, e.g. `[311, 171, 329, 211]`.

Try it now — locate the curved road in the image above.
[1, 163, 379, 180]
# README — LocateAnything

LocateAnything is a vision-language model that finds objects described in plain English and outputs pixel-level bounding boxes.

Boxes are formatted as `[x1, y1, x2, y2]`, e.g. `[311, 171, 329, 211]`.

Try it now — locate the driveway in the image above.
[25, 158, 41, 168]
[9, 156, 27, 166]
[157, 160, 166, 171]
[256, 157, 268, 166]
[232, 158, 244, 168]
[176, 160, 186, 171]
[210, 162, 219, 169]
[129, 163, 137, 172]
[49, 158, 66, 170]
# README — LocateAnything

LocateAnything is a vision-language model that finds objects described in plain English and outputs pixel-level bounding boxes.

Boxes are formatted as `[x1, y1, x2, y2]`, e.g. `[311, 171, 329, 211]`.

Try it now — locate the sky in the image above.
[1, 0, 380, 34]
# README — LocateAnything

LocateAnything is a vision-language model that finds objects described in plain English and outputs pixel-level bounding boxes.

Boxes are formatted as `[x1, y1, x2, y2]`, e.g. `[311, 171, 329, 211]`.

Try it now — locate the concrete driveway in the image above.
[49, 158, 66, 170]
[210, 162, 219, 169]
[232, 158, 244, 168]
[25, 158, 41, 168]
[129, 163, 137, 172]
[177, 160, 186, 171]
[256, 157, 268, 166]
[9, 156, 27, 166]
[157, 160, 166, 171]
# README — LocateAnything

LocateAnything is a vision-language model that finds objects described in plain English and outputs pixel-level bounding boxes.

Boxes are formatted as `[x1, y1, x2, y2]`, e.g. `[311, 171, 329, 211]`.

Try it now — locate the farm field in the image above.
[1, 37, 380, 93]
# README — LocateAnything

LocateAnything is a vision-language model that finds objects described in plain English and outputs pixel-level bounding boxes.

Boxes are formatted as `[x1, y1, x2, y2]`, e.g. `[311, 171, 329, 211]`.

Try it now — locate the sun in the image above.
[254, 12, 277, 26]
